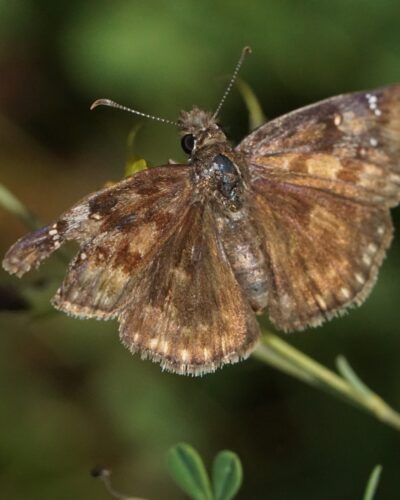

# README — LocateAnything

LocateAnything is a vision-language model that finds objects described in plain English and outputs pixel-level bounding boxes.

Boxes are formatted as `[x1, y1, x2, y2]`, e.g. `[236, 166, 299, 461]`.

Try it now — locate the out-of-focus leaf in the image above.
[212, 451, 242, 500]
[363, 465, 383, 500]
[125, 158, 148, 177]
[125, 125, 149, 176]
[237, 78, 266, 131]
[167, 443, 213, 500]
[0, 183, 39, 230]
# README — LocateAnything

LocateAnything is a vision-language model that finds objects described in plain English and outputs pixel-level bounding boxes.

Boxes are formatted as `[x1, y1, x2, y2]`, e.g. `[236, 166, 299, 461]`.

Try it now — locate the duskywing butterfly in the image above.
[3, 48, 400, 375]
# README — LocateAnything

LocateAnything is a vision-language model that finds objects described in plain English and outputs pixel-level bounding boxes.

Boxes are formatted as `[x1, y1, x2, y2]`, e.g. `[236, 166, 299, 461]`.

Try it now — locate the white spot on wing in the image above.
[363, 253, 372, 266]
[339, 287, 351, 300]
[366, 93, 382, 116]
[389, 173, 400, 183]
[355, 273, 365, 285]
[180, 349, 189, 362]
[315, 294, 327, 311]
[149, 338, 159, 350]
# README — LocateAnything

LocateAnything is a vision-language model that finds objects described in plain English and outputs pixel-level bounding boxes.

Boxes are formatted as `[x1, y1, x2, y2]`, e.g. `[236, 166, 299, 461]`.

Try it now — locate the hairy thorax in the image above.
[191, 144, 269, 313]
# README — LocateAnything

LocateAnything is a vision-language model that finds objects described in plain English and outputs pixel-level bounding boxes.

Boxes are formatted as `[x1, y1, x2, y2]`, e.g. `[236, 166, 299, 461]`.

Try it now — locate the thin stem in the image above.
[236, 78, 266, 130]
[363, 465, 383, 500]
[100, 475, 145, 500]
[0, 183, 39, 230]
[91, 468, 146, 500]
[253, 333, 400, 431]
[0, 183, 70, 265]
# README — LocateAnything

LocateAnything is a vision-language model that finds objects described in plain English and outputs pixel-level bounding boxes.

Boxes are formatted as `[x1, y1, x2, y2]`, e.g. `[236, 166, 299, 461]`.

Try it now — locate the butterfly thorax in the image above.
[179, 107, 251, 211]
[178, 108, 269, 312]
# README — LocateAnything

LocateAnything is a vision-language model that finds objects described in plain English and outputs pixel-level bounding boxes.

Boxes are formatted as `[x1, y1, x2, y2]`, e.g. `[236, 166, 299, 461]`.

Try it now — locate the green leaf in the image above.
[363, 465, 383, 500]
[125, 157, 148, 177]
[0, 183, 39, 230]
[167, 443, 213, 500]
[212, 451, 242, 500]
[124, 124, 149, 177]
[237, 78, 266, 131]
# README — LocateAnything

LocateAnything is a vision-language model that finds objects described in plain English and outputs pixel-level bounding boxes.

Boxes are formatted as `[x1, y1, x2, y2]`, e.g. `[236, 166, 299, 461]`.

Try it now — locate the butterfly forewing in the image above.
[238, 85, 400, 207]
[4, 166, 193, 319]
[53, 166, 194, 319]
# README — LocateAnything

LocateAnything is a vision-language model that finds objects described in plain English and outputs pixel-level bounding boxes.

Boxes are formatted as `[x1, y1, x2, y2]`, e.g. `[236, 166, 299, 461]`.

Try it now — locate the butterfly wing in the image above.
[3, 166, 193, 318]
[3, 164, 260, 373]
[251, 183, 392, 331]
[118, 202, 260, 375]
[239, 85, 400, 206]
[236, 85, 400, 331]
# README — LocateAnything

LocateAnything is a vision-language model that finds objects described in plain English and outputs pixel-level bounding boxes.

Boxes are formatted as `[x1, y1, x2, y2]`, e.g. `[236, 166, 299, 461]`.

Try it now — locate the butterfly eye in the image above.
[181, 134, 195, 154]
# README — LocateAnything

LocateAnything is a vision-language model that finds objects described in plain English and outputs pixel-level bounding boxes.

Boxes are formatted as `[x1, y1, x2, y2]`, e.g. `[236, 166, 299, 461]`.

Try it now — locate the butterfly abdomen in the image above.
[216, 207, 269, 313]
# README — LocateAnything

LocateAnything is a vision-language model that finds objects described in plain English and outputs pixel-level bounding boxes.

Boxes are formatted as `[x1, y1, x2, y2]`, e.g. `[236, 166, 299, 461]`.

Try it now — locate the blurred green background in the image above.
[1, 1, 400, 499]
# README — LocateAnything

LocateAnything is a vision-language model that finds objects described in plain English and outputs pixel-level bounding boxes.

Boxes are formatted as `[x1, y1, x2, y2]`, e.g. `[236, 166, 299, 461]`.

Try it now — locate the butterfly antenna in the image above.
[90, 99, 178, 127]
[213, 46, 252, 119]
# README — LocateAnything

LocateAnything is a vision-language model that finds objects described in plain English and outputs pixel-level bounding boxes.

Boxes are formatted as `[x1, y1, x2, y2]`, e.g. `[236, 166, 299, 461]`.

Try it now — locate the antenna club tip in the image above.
[243, 46, 252, 55]
[90, 99, 112, 111]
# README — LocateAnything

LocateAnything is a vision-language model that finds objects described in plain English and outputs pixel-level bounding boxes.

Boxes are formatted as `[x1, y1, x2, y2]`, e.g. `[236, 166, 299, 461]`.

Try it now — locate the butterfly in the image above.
[3, 47, 400, 375]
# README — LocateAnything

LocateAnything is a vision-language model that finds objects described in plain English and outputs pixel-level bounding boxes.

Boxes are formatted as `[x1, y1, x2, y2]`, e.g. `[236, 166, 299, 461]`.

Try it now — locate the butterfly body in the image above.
[3, 83, 400, 375]
[180, 107, 270, 313]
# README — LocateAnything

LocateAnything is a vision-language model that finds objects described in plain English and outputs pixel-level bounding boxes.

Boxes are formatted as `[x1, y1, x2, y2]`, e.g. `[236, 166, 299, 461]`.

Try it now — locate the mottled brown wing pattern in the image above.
[237, 85, 400, 331]
[119, 203, 260, 375]
[252, 181, 393, 331]
[4, 166, 193, 319]
[239, 85, 400, 207]
[4, 77, 400, 374]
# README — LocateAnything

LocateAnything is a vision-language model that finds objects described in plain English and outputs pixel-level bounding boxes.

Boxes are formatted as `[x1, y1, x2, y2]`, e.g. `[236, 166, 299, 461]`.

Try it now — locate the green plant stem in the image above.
[253, 333, 400, 431]
[0, 183, 39, 230]
[236, 78, 267, 130]
[363, 465, 383, 500]
[0, 183, 71, 265]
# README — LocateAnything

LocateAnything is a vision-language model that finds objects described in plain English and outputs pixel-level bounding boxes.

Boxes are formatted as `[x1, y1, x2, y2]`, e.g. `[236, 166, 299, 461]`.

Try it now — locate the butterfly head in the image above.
[178, 106, 227, 156]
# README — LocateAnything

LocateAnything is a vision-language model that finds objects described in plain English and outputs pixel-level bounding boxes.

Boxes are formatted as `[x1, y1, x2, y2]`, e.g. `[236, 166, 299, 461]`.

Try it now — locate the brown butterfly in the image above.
[3, 47, 400, 375]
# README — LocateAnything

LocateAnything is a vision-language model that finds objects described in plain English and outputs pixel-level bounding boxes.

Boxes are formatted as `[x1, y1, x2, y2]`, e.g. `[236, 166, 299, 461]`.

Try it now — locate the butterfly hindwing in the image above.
[119, 203, 260, 375]
[251, 180, 393, 331]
